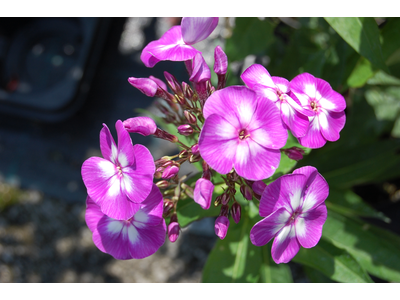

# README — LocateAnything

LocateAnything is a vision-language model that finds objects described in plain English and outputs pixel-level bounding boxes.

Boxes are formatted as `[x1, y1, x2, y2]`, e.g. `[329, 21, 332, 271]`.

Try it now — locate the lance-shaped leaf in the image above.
[325, 17, 389, 73]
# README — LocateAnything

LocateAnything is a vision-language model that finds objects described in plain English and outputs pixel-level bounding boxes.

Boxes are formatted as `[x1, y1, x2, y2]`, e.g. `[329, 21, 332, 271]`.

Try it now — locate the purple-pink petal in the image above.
[298, 116, 327, 149]
[181, 17, 219, 45]
[214, 45, 228, 75]
[319, 89, 347, 112]
[115, 120, 135, 167]
[279, 101, 310, 138]
[194, 178, 214, 210]
[259, 173, 307, 217]
[272, 76, 290, 94]
[234, 139, 281, 181]
[296, 204, 327, 249]
[140, 41, 162, 68]
[198, 113, 238, 175]
[271, 223, 301, 264]
[241, 64, 274, 89]
[149, 75, 168, 91]
[250, 207, 290, 246]
[99, 123, 117, 164]
[133, 184, 164, 226]
[123, 116, 157, 136]
[252, 180, 267, 196]
[319, 110, 346, 142]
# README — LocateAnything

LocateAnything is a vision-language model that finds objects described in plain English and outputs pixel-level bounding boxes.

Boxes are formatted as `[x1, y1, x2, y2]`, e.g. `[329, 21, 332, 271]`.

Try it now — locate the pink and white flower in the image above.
[141, 17, 218, 68]
[198, 86, 288, 181]
[81, 120, 155, 220]
[85, 184, 166, 260]
[250, 166, 328, 264]
[290, 73, 346, 148]
[241, 64, 313, 138]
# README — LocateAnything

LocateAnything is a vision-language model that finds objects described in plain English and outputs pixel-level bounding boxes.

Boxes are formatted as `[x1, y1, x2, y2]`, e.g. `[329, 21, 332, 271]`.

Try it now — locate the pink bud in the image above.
[194, 178, 214, 210]
[162, 165, 180, 179]
[127, 77, 158, 97]
[184, 110, 197, 124]
[168, 221, 180, 243]
[178, 124, 194, 136]
[231, 202, 241, 224]
[182, 82, 194, 99]
[164, 71, 183, 97]
[189, 52, 211, 84]
[156, 180, 169, 189]
[189, 153, 201, 163]
[163, 199, 174, 217]
[221, 193, 229, 205]
[191, 143, 199, 155]
[154, 128, 179, 143]
[214, 46, 228, 75]
[149, 75, 168, 91]
[215, 216, 229, 240]
[283, 147, 305, 161]
[252, 180, 267, 196]
[123, 116, 157, 136]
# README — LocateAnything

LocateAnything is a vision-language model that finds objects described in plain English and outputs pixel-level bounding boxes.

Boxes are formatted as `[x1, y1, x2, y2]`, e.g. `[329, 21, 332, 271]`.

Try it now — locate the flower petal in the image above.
[146, 26, 199, 62]
[298, 116, 327, 149]
[290, 72, 317, 101]
[199, 114, 238, 174]
[140, 41, 162, 68]
[215, 216, 230, 240]
[127, 77, 158, 97]
[115, 120, 135, 167]
[194, 178, 214, 210]
[296, 204, 327, 249]
[319, 109, 346, 142]
[259, 173, 307, 217]
[203, 86, 258, 129]
[271, 223, 300, 264]
[241, 64, 275, 89]
[181, 17, 219, 45]
[250, 207, 290, 246]
[234, 138, 281, 181]
[272, 76, 290, 94]
[319, 89, 347, 112]
[133, 184, 164, 226]
[99, 123, 118, 164]
[280, 101, 310, 138]
[123, 116, 157, 136]
[189, 52, 211, 83]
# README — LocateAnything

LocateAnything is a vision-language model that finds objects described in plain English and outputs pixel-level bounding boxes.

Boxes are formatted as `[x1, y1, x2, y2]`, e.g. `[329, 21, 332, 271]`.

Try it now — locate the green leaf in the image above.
[380, 18, 400, 61]
[325, 17, 389, 73]
[293, 238, 373, 283]
[347, 57, 377, 88]
[365, 87, 400, 121]
[367, 70, 400, 85]
[225, 18, 275, 62]
[322, 210, 400, 282]
[202, 201, 292, 282]
[326, 189, 391, 223]
[304, 266, 336, 283]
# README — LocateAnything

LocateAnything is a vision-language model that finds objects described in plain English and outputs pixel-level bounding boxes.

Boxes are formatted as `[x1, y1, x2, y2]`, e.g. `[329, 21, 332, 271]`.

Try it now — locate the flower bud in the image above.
[189, 52, 211, 84]
[154, 128, 179, 143]
[221, 193, 230, 205]
[215, 215, 229, 240]
[220, 204, 229, 217]
[149, 75, 168, 91]
[168, 214, 180, 243]
[181, 183, 194, 199]
[127, 77, 158, 97]
[252, 180, 267, 196]
[178, 124, 194, 136]
[202, 160, 211, 180]
[163, 199, 174, 217]
[182, 81, 194, 99]
[154, 171, 162, 179]
[164, 71, 183, 97]
[191, 143, 199, 155]
[123, 116, 157, 136]
[214, 46, 228, 76]
[162, 165, 180, 179]
[156, 180, 169, 189]
[189, 153, 201, 163]
[184, 110, 197, 124]
[231, 202, 241, 224]
[194, 178, 214, 210]
[214, 195, 222, 207]
[179, 149, 189, 159]
[283, 147, 305, 161]
[240, 185, 253, 200]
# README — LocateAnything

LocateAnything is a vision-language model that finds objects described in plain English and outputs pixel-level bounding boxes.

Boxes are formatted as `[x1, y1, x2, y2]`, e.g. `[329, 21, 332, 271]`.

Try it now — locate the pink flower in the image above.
[198, 86, 288, 181]
[85, 184, 166, 260]
[290, 73, 346, 148]
[241, 64, 313, 138]
[250, 166, 328, 264]
[141, 17, 218, 68]
[81, 120, 155, 220]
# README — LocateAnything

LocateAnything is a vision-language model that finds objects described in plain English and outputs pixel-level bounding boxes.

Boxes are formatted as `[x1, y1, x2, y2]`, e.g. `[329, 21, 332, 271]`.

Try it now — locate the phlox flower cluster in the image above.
[81, 17, 346, 264]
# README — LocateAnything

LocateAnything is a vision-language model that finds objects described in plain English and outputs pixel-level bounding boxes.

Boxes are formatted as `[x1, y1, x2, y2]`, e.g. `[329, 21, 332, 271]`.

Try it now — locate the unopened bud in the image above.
[231, 202, 241, 224]
[191, 143, 199, 155]
[221, 193, 230, 205]
[182, 81, 194, 99]
[123, 116, 157, 136]
[189, 153, 201, 163]
[220, 204, 229, 217]
[214, 195, 222, 207]
[164, 71, 183, 97]
[184, 110, 197, 124]
[168, 214, 180, 243]
[154, 128, 179, 143]
[156, 180, 169, 189]
[163, 199, 174, 217]
[162, 165, 180, 179]
[154, 171, 162, 179]
[178, 124, 194, 136]
[240, 185, 253, 200]
[252, 180, 267, 196]
[215, 216, 229, 240]
[179, 149, 189, 159]
[283, 147, 305, 161]
[181, 183, 194, 199]
[154, 156, 172, 168]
